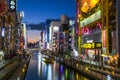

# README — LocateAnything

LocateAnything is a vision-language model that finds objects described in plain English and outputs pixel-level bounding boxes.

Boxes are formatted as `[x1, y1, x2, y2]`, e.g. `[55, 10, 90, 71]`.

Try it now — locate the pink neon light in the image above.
[96, 23, 102, 29]
[82, 27, 90, 35]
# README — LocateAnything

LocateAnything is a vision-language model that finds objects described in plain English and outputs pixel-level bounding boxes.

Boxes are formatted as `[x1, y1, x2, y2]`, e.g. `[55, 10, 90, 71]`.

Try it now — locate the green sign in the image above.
[80, 10, 101, 27]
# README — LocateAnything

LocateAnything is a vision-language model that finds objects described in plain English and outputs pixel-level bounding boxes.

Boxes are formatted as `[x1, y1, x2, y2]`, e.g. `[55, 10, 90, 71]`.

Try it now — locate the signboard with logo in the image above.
[81, 42, 102, 49]
[9, 0, 16, 12]
[80, 10, 101, 27]
[102, 30, 106, 47]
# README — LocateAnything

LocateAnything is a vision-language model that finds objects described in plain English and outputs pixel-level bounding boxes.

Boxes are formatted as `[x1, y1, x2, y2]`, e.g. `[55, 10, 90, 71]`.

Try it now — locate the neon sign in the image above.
[81, 42, 102, 49]
[81, 0, 100, 13]
[81, 43, 94, 48]
[80, 10, 101, 27]
[2, 28, 5, 37]
[81, 23, 102, 35]
[96, 23, 102, 29]
[102, 30, 106, 47]
[82, 27, 90, 35]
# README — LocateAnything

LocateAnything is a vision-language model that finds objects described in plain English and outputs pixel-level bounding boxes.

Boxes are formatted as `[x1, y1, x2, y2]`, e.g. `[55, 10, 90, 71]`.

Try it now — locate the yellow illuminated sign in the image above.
[81, 43, 95, 48]
[81, 42, 101, 49]
[81, 0, 100, 13]
[96, 43, 101, 47]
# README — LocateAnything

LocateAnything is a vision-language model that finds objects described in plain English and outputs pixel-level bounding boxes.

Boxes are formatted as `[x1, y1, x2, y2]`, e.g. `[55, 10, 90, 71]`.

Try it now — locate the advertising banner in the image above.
[102, 30, 106, 47]
[112, 31, 116, 53]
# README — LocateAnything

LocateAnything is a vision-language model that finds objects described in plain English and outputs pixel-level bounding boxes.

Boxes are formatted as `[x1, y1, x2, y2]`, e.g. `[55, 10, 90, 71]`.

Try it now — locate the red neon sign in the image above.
[102, 30, 106, 47]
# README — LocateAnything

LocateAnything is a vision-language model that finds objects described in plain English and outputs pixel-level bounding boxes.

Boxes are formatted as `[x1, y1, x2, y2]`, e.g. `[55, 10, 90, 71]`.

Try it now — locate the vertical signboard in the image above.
[112, 31, 116, 53]
[102, 30, 107, 54]
[1, 27, 5, 37]
[102, 30, 106, 47]
[9, 0, 16, 12]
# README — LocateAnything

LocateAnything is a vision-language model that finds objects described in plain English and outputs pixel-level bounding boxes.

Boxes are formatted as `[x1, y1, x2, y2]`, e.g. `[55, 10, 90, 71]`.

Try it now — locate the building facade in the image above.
[49, 21, 61, 53]
[39, 30, 47, 50]
[76, 0, 117, 66]
[0, 0, 17, 59]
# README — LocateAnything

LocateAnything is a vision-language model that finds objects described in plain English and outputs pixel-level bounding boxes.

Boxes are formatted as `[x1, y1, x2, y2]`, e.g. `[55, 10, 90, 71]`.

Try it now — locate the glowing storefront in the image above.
[77, 0, 117, 66]
[77, 0, 103, 63]
[80, 10, 102, 62]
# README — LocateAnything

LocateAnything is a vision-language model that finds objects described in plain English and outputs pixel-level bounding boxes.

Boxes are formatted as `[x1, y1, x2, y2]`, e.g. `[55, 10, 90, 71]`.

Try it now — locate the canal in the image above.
[25, 51, 89, 80]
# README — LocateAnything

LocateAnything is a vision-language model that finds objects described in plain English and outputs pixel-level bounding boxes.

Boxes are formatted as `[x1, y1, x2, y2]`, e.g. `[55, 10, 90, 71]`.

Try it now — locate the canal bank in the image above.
[43, 52, 119, 80]
[6, 54, 31, 80]
[0, 59, 20, 80]
[53, 55, 101, 80]
[53, 54, 120, 80]
[41, 52, 99, 80]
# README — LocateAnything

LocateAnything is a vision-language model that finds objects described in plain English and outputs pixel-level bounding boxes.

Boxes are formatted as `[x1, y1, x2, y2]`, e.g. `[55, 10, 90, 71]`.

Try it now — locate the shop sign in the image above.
[80, 10, 101, 27]
[81, 43, 95, 48]
[95, 42, 102, 48]
[81, 42, 102, 49]
[102, 30, 106, 47]
[9, 0, 16, 12]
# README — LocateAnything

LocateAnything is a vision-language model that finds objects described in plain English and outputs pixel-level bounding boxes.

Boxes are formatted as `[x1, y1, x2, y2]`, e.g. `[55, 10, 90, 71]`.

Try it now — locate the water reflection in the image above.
[38, 52, 41, 79]
[25, 51, 89, 80]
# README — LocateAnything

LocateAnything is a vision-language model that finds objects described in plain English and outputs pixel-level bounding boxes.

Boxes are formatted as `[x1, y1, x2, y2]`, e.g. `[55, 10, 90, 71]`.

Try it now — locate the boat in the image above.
[42, 56, 53, 63]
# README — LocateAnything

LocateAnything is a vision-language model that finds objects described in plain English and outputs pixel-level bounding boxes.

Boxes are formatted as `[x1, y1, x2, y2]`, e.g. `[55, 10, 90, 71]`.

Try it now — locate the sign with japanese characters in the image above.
[9, 0, 16, 12]
[81, 42, 102, 49]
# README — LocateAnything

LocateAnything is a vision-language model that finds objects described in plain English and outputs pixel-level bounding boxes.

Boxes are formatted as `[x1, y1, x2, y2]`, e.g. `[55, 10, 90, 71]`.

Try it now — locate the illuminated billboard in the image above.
[80, 10, 101, 27]
[81, 42, 102, 49]
[81, 0, 100, 13]
[2, 27, 5, 37]
[102, 30, 106, 47]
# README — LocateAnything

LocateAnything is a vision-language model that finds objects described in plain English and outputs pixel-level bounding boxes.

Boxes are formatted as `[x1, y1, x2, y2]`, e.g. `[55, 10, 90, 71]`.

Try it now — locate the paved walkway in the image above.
[8, 57, 31, 80]
[8, 61, 26, 80]
[0, 60, 11, 70]
[0, 61, 19, 80]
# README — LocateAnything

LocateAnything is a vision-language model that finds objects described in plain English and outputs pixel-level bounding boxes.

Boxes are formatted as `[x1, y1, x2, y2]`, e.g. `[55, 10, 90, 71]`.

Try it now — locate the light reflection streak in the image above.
[47, 65, 52, 80]
[38, 52, 41, 76]
[76, 73, 78, 80]
[60, 65, 64, 73]
[65, 69, 68, 80]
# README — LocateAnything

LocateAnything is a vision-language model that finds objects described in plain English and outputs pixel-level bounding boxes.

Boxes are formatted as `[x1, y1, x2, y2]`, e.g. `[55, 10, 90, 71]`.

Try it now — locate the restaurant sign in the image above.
[81, 42, 102, 49]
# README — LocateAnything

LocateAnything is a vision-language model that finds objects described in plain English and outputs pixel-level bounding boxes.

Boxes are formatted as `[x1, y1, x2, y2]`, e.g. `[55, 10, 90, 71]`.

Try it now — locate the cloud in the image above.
[27, 30, 40, 43]
[26, 22, 46, 30]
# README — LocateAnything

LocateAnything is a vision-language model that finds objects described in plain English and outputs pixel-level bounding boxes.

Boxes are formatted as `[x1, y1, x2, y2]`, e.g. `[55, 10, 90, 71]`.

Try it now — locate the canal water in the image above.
[25, 51, 89, 80]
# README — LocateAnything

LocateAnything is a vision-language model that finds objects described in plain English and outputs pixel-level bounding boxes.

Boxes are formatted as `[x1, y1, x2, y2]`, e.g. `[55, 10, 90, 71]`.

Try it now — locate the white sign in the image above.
[2, 28, 4, 37]
[10, 0, 16, 10]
